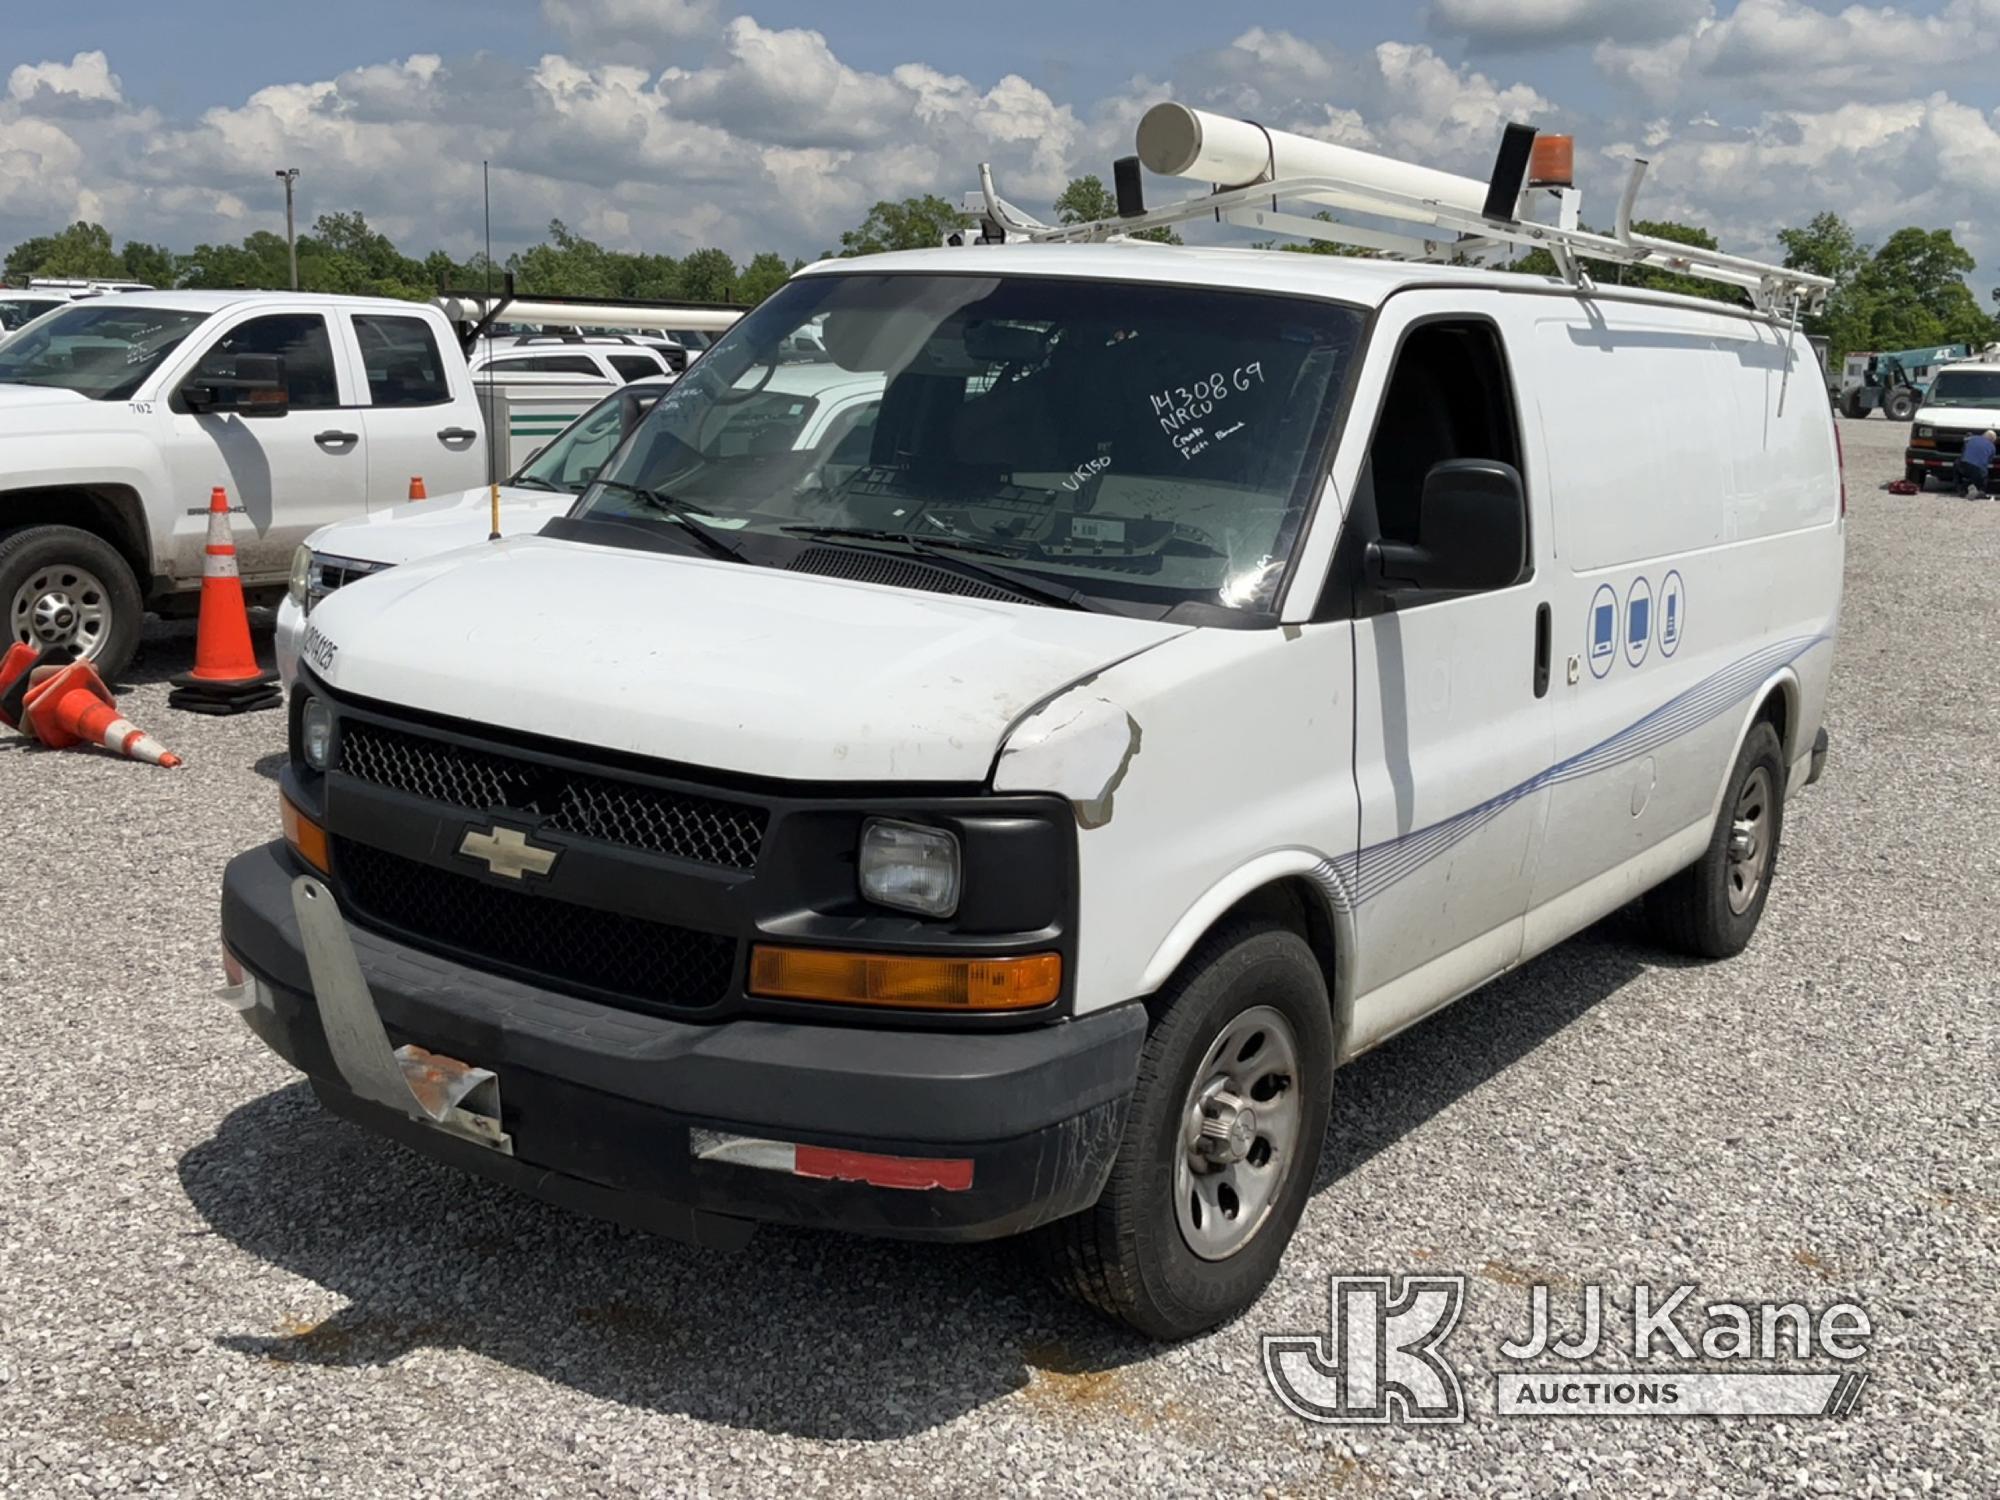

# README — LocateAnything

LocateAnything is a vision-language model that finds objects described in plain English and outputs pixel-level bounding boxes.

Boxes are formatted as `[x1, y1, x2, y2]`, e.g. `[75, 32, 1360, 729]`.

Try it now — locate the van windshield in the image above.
[0, 303, 207, 400]
[1925, 370, 2000, 408]
[574, 273, 1364, 616]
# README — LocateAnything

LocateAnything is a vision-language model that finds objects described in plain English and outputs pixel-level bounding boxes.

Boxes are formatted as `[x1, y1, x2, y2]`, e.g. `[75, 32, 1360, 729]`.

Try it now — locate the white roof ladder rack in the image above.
[966, 103, 1832, 321]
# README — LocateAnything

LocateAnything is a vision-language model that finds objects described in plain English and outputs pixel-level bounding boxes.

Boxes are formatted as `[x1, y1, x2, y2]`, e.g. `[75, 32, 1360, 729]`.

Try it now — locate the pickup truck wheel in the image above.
[1645, 723, 1786, 959]
[0, 525, 144, 677]
[1030, 922, 1334, 1340]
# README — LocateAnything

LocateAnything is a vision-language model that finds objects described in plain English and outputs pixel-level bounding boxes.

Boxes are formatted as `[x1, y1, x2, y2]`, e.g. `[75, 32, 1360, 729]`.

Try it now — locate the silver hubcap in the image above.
[1726, 765, 1773, 916]
[11, 563, 111, 660]
[1174, 1005, 1303, 1262]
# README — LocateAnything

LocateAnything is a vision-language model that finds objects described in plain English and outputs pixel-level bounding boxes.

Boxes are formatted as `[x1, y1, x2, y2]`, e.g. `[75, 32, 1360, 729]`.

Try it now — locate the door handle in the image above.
[1533, 602, 1552, 698]
[314, 430, 359, 448]
[437, 427, 477, 442]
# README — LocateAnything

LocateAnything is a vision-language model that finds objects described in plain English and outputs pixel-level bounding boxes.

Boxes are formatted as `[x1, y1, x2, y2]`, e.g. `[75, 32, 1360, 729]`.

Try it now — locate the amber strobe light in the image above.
[281, 791, 330, 874]
[1528, 134, 1575, 189]
[749, 946, 1062, 1011]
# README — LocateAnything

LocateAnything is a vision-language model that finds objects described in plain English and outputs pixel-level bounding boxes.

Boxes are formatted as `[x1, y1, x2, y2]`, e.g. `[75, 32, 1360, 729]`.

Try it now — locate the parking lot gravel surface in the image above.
[0, 413, 1993, 1498]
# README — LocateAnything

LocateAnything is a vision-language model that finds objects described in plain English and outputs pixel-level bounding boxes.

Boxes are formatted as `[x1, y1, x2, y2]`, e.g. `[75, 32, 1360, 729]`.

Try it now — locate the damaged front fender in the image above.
[993, 687, 1142, 829]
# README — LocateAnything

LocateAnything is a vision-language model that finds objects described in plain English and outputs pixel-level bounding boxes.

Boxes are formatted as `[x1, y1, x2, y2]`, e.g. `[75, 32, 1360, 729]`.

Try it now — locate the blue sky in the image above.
[6, 1, 1999, 286]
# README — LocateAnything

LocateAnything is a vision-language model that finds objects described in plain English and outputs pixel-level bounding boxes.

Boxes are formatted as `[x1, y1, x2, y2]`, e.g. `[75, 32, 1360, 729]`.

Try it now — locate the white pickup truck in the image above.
[0, 291, 488, 674]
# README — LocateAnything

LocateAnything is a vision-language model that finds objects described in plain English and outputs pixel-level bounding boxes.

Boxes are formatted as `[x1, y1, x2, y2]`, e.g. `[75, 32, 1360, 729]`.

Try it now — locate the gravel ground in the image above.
[1, 413, 1993, 1499]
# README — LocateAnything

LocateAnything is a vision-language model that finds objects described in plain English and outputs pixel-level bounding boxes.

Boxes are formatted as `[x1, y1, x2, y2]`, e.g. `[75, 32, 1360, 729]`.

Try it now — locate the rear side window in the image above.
[608, 353, 663, 383]
[198, 313, 340, 409]
[355, 314, 452, 407]
[489, 354, 602, 376]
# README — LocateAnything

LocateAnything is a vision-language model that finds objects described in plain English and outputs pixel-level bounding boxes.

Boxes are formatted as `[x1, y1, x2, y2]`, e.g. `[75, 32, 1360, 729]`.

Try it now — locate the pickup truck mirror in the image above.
[1365, 459, 1529, 594]
[182, 353, 290, 419]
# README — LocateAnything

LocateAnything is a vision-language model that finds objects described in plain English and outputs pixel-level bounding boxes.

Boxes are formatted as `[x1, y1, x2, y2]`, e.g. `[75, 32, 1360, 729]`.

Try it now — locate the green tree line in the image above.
[8, 193, 1987, 372]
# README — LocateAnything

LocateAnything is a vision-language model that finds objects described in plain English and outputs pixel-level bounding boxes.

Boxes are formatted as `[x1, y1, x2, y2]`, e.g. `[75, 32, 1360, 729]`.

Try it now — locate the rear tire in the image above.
[0, 524, 144, 678]
[1841, 392, 1866, 420]
[1646, 723, 1786, 959]
[1031, 922, 1334, 1341]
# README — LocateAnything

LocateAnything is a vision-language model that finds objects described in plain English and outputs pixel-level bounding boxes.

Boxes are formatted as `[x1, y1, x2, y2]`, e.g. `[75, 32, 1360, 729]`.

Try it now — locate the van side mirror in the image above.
[182, 352, 290, 418]
[1366, 459, 1528, 593]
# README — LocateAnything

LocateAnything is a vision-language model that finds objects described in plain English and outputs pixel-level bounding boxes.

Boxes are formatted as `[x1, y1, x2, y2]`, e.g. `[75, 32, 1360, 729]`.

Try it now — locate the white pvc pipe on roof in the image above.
[1135, 102, 1494, 225]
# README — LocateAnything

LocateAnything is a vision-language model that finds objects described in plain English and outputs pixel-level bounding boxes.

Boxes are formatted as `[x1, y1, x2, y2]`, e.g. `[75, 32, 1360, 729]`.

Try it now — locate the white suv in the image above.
[469, 336, 675, 386]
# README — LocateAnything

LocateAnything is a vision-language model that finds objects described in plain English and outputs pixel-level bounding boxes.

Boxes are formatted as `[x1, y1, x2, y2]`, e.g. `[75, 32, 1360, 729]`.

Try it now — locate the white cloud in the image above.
[8, 50, 123, 106]
[1431, 0, 1712, 50]
[1598, 94, 2000, 269]
[1597, 0, 2000, 106]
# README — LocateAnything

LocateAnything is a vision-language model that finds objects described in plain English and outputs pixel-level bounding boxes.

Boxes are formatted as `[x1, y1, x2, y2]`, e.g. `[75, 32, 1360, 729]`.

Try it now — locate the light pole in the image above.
[274, 168, 299, 289]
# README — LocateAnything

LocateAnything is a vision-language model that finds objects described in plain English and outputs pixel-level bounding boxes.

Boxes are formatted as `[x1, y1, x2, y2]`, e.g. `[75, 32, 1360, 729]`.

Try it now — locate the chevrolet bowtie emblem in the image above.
[458, 824, 559, 880]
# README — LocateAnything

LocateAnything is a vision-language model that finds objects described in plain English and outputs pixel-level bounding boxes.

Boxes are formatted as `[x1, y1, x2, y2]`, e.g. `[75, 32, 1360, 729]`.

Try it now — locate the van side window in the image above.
[354, 314, 451, 408]
[1365, 321, 1522, 548]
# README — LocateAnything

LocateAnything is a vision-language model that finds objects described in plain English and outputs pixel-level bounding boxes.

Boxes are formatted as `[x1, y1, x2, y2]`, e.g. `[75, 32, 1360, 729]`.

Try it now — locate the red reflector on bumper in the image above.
[691, 1128, 974, 1191]
[793, 1145, 974, 1192]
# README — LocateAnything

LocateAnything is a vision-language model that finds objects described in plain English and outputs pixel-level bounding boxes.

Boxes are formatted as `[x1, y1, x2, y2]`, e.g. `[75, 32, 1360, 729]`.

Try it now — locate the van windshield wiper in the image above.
[590, 479, 750, 564]
[781, 525, 1111, 613]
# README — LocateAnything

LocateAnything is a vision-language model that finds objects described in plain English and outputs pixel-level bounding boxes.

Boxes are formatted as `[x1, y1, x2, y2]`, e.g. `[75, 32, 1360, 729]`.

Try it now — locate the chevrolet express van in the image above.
[219, 141, 1840, 1339]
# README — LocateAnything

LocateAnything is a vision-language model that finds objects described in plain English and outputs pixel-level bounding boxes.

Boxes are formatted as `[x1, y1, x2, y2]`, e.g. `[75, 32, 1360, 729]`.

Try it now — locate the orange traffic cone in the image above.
[0, 641, 70, 731]
[22, 660, 181, 767]
[168, 487, 280, 716]
[409, 476, 427, 501]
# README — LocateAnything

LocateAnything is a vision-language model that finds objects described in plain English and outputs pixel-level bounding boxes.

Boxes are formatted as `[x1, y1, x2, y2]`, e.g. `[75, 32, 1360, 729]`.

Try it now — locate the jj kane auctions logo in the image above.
[1263, 1274, 1872, 1422]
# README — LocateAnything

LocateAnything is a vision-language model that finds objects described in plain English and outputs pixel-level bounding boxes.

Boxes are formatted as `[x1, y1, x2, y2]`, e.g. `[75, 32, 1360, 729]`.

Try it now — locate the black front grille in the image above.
[335, 840, 735, 1012]
[338, 721, 767, 871]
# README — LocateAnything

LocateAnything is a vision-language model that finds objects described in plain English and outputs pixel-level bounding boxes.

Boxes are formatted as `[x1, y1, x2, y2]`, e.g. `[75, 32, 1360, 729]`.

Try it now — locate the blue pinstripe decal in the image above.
[1327, 633, 1831, 911]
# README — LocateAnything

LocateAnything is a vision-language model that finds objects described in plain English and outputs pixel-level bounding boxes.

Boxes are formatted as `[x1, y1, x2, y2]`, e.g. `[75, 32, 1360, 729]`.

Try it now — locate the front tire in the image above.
[1032, 922, 1334, 1340]
[0, 525, 144, 678]
[1885, 391, 1917, 422]
[1646, 722, 1786, 959]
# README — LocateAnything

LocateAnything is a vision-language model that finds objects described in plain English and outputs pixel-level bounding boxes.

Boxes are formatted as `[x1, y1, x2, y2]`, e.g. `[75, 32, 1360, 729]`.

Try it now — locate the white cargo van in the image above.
[221, 110, 1841, 1338]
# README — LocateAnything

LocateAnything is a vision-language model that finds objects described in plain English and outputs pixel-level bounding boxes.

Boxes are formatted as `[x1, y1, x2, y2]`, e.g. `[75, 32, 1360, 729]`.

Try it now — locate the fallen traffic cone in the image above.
[408, 475, 427, 501]
[0, 642, 71, 731]
[21, 660, 181, 766]
[168, 486, 280, 716]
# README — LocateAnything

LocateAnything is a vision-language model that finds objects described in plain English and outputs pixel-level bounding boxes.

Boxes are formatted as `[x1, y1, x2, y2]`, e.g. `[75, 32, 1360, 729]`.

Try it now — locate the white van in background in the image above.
[223, 108, 1841, 1341]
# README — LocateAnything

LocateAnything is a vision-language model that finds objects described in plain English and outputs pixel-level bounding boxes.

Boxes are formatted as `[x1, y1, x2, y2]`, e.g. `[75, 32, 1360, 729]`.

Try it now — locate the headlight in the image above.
[300, 695, 334, 771]
[858, 819, 961, 917]
[1917, 425, 1935, 438]
[287, 545, 313, 610]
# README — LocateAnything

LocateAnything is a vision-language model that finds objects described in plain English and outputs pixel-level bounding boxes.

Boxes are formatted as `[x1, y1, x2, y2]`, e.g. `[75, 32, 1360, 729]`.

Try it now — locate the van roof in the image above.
[795, 242, 1785, 323]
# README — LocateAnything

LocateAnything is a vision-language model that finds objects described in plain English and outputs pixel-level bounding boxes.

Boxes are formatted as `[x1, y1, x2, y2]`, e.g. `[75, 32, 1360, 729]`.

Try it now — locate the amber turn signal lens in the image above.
[748, 946, 1062, 1011]
[281, 791, 330, 874]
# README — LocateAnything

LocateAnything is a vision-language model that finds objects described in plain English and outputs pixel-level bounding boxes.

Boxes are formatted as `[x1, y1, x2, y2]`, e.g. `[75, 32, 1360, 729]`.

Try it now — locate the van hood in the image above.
[304, 534, 1190, 783]
[307, 487, 573, 569]
[1915, 406, 2000, 433]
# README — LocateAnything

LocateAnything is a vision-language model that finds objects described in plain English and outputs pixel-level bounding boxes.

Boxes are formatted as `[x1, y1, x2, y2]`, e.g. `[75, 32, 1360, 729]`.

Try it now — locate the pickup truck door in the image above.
[348, 311, 486, 506]
[163, 309, 369, 584]
[1335, 294, 1559, 1054]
